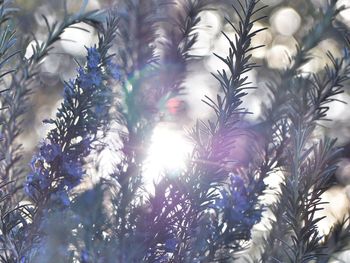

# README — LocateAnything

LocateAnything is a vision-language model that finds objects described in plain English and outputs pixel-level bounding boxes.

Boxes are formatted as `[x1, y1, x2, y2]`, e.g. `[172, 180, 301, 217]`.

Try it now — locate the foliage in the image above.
[0, 0, 349, 262]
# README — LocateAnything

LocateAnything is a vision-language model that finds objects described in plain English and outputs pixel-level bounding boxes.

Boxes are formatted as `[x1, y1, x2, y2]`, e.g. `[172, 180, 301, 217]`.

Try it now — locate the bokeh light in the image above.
[59, 23, 98, 56]
[266, 44, 294, 69]
[270, 7, 301, 36]
[337, 0, 350, 27]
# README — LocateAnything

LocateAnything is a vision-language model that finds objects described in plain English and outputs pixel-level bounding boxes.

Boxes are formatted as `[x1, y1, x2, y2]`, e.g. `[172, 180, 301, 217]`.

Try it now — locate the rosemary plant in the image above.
[0, 0, 348, 262]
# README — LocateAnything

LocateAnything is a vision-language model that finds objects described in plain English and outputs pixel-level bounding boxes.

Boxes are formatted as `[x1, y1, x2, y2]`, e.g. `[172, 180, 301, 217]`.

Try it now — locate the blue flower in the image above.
[24, 170, 51, 196]
[25, 45, 112, 204]
[52, 190, 70, 206]
[30, 155, 45, 173]
[63, 161, 83, 179]
[165, 237, 177, 252]
[39, 142, 61, 162]
[37, 172, 50, 190]
[107, 61, 122, 80]
[26, 173, 34, 184]
[230, 174, 245, 191]
[78, 67, 103, 88]
[220, 174, 262, 229]
[61, 161, 84, 189]
[81, 249, 89, 263]
[94, 104, 105, 116]
[24, 180, 35, 197]
[26, 142, 62, 195]
[86, 46, 101, 70]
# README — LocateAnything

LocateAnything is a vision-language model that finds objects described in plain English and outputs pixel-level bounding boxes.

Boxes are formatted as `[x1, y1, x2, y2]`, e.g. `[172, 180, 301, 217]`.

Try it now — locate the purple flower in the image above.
[30, 155, 45, 173]
[221, 174, 262, 229]
[165, 237, 177, 252]
[78, 67, 103, 88]
[24, 170, 50, 196]
[94, 105, 105, 115]
[230, 174, 245, 191]
[214, 175, 248, 211]
[63, 161, 83, 179]
[25, 45, 111, 203]
[81, 249, 89, 263]
[86, 46, 101, 70]
[213, 191, 228, 209]
[52, 190, 70, 206]
[39, 142, 61, 162]
[60, 191, 70, 206]
[26, 173, 34, 184]
[37, 172, 50, 190]
[76, 47, 104, 89]
[24, 180, 35, 197]
[107, 61, 121, 80]
[61, 161, 84, 189]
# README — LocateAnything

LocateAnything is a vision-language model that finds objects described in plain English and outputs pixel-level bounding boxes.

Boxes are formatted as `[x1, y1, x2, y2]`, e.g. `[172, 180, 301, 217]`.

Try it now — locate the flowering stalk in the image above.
[0, 0, 349, 262]
[22, 12, 119, 260]
[25, 47, 108, 202]
[0, 2, 104, 205]
[140, 1, 269, 261]
[183, 1, 268, 259]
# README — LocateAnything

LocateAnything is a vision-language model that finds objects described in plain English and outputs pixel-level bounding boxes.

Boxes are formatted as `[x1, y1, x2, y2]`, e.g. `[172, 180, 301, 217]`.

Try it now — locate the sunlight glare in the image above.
[143, 123, 193, 186]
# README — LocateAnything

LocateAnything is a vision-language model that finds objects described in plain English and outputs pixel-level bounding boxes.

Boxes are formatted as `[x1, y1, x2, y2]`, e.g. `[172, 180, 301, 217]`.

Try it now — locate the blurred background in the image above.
[12, 0, 350, 260]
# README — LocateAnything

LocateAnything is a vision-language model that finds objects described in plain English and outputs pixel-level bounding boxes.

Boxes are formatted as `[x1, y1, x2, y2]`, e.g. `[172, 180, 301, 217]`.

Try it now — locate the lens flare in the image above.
[143, 123, 193, 186]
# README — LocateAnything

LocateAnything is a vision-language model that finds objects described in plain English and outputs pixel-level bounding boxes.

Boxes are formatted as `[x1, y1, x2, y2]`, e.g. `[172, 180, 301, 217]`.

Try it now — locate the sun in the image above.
[143, 123, 193, 187]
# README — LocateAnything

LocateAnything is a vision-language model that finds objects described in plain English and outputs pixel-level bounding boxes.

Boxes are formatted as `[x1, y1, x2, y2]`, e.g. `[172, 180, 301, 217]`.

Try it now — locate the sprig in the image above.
[139, 1, 269, 262]
[267, 37, 350, 263]
[22, 11, 119, 261]
[0, 0, 105, 205]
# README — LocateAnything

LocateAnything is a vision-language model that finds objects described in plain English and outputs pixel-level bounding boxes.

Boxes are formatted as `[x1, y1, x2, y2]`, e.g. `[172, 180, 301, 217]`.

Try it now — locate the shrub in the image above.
[0, 0, 349, 262]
